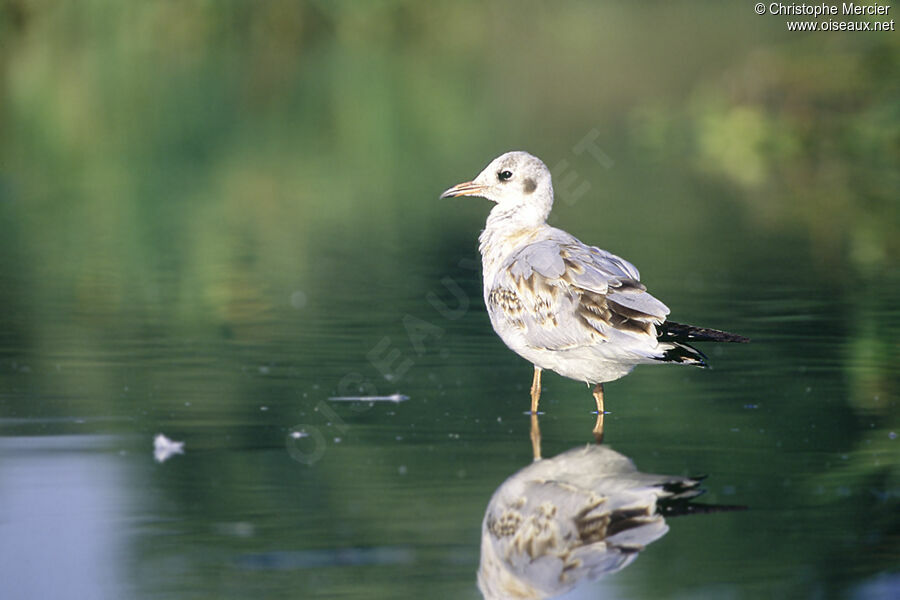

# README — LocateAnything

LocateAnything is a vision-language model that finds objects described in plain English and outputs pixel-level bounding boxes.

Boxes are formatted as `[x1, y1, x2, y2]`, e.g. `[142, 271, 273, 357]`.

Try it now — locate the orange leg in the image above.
[592, 383, 605, 443]
[530, 366, 542, 414]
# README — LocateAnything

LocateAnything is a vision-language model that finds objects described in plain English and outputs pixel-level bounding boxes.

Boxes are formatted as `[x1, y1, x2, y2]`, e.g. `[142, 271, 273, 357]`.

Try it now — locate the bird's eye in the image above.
[498, 170, 513, 182]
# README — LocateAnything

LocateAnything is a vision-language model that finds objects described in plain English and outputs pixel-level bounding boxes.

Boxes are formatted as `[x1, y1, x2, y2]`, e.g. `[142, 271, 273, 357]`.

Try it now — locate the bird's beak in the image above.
[440, 181, 487, 199]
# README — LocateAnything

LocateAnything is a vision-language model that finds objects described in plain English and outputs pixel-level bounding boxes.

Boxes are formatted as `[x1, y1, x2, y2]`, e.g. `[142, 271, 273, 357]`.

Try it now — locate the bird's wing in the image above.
[488, 237, 669, 351]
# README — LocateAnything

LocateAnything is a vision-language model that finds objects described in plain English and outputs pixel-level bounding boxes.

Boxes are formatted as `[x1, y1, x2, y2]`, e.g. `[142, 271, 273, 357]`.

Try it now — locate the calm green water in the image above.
[1, 2, 898, 599]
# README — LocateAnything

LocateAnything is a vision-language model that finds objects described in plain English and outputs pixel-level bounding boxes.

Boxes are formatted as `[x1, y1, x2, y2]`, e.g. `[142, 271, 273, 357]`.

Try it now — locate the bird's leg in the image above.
[530, 412, 542, 462]
[592, 383, 605, 413]
[530, 366, 542, 414]
[592, 383, 605, 443]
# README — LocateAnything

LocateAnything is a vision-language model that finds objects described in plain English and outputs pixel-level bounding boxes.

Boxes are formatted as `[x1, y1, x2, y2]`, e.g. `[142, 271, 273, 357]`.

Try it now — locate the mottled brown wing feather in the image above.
[487, 237, 671, 351]
[491, 269, 660, 343]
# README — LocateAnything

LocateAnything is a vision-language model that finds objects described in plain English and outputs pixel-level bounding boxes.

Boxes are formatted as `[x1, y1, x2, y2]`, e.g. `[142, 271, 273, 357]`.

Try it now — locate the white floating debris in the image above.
[328, 393, 409, 403]
[153, 434, 185, 463]
[290, 430, 309, 439]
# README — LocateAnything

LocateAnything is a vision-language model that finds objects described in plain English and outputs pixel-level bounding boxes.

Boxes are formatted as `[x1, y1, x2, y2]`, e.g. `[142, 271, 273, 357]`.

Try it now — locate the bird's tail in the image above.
[655, 321, 748, 367]
[658, 341, 708, 367]
[658, 321, 750, 344]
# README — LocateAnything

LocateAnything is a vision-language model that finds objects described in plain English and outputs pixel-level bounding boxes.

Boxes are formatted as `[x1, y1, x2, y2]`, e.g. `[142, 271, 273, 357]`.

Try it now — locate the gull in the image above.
[441, 151, 748, 423]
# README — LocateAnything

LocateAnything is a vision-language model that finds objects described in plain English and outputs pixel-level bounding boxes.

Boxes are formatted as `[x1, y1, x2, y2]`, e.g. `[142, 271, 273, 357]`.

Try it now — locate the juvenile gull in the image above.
[441, 151, 748, 423]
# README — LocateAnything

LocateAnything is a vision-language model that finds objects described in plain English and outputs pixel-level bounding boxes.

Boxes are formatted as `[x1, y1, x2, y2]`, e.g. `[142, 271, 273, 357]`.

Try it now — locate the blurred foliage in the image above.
[0, 1, 898, 598]
[631, 40, 900, 272]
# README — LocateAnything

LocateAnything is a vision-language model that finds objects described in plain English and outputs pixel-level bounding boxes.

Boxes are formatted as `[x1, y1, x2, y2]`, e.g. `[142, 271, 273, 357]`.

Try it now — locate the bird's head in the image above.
[441, 151, 554, 223]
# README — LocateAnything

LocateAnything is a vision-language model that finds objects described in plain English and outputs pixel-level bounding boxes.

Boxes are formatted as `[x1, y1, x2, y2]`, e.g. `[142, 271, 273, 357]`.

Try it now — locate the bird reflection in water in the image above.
[479, 414, 740, 599]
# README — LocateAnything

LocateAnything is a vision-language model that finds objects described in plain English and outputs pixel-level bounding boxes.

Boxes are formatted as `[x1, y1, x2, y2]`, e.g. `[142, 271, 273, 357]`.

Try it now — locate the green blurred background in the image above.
[0, 1, 898, 599]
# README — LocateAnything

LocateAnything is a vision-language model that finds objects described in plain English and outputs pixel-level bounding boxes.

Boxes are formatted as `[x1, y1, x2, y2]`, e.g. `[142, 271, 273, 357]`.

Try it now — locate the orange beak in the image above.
[440, 181, 487, 198]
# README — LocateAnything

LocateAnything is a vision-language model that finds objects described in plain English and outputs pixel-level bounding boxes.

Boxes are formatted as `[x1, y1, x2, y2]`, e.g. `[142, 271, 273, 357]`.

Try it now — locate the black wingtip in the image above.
[660, 321, 750, 344]
[659, 341, 708, 367]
